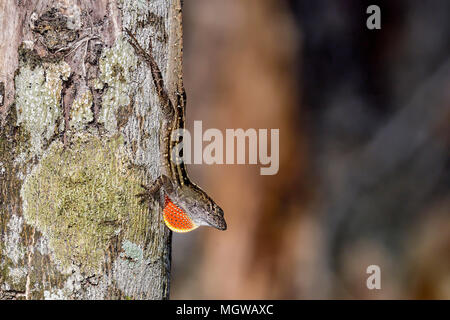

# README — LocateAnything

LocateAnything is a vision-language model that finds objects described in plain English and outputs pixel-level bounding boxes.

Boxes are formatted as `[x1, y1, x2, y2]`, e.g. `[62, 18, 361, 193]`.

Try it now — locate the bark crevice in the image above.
[0, 0, 180, 300]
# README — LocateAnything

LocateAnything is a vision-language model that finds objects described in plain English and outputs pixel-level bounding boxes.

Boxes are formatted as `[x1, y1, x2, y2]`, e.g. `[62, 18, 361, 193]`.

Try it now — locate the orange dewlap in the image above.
[163, 195, 198, 233]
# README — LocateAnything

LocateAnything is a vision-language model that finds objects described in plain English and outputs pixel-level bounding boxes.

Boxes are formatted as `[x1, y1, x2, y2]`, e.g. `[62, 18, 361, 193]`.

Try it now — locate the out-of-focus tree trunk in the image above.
[294, 0, 450, 298]
[0, 0, 181, 299]
[172, 0, 311, 299]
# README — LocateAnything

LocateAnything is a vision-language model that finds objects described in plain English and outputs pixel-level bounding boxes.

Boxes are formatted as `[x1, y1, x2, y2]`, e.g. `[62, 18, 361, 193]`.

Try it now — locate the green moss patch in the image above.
[21, 133, 150, 274]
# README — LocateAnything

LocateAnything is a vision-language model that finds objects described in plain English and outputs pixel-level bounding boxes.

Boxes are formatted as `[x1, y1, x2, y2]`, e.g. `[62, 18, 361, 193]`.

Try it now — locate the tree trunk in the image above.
[0, 0, 181, 300]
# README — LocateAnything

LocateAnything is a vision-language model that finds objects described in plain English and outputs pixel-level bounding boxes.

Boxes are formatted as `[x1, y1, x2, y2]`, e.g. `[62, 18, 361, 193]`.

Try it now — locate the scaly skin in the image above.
[126, 28, 227, 232]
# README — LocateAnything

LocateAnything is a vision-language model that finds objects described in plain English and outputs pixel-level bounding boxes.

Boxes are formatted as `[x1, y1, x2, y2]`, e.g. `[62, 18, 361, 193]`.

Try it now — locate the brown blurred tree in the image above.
[172, 0, 313, 299]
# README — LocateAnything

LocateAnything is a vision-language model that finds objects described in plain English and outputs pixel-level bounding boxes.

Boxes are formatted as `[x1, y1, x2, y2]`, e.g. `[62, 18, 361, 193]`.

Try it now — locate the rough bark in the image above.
[0, 0, 181, 299]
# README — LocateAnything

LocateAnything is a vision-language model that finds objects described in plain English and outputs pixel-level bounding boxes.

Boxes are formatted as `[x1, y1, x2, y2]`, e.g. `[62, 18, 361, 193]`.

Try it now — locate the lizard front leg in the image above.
[138, 176, 198, 233]
[137, 175, 174, 206]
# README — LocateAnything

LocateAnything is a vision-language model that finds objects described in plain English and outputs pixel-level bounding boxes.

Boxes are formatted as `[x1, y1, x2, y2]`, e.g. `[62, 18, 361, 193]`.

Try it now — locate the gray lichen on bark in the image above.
[0, 0, 181, 299]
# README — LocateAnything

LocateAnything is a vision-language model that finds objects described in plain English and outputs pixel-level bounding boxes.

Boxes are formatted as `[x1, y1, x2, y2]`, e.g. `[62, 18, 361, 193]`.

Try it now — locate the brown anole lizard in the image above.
[125, 28, 227, 233]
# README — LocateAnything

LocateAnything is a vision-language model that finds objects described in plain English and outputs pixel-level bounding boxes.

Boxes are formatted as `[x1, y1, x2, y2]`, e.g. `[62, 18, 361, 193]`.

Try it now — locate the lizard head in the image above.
[163, 184, 227, 233]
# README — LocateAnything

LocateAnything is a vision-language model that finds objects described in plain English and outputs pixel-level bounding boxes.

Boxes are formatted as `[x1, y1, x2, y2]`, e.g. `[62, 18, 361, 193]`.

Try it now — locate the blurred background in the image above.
[171, 0, 450, 299]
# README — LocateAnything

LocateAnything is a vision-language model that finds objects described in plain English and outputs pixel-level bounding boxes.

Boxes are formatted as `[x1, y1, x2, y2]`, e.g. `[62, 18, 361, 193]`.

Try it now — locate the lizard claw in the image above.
[136, 192, 148, 205]
[136, 183, 149, 204]
[136, 184, 158, 205]
[136, 176, 171, 206]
